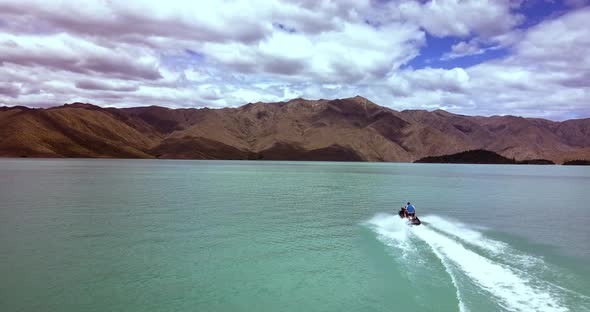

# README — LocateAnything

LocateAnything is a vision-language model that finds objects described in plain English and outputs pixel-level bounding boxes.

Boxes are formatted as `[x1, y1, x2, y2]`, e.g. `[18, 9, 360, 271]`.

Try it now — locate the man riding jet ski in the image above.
[399, 202, 421, 225]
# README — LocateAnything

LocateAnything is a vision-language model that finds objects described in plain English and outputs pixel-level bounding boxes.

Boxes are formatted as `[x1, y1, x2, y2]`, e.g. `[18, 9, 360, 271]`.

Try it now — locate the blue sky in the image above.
[404, 34, 510, 69]
[0, 0, 588, 120]
[409, 1, 574, 70]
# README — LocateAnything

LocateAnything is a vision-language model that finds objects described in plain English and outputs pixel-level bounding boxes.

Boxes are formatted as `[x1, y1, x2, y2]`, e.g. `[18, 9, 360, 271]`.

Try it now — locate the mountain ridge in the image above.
[1, 96, 589, 163]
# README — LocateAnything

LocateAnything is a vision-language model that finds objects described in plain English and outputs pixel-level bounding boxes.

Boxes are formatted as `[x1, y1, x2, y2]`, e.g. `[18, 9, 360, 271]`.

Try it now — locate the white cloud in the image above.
[0, 82, 21, 98]
[202, 21, 424, 83]
[381, 7, 590, 119]
[0, 1, 588, 120]
[397, 0, 524, 38]
[0, 33, 161, 80]
[442, 40, 487, 60]
[75, 80, 139, 92]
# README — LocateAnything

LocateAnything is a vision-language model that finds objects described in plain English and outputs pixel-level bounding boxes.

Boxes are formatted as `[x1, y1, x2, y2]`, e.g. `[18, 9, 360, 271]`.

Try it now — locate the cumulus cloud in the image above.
[0, 0, 427, 108]
[0, 0, 588, 120]
[441, 40, 487, 60]
[0, 83, 21, 98]
[0, 1, 271, 43]
[75, 80, 139, 92]
[386, 67, 470, 102]
[466, 8, 590, 118]
[382, 7, 590, 119]
[397, 0, 524, 38]
[203, 21, 424, 83]
[0, 33, 161, 80]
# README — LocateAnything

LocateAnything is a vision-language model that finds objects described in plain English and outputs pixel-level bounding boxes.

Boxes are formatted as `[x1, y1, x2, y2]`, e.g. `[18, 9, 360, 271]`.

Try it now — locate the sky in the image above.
[0, 0, 589, 120]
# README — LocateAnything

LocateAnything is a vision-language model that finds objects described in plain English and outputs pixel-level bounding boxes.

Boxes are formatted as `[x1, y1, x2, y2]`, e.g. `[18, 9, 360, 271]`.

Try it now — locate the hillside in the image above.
[1, 96, 589, 162]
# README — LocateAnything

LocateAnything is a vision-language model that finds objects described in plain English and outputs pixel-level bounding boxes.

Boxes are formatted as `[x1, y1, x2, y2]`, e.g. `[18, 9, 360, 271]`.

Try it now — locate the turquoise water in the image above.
[1, 159, 589, 312]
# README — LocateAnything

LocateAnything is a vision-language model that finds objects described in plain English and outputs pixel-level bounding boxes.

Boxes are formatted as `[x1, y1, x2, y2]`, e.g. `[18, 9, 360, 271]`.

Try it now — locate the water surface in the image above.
[1, 159, 589, 311]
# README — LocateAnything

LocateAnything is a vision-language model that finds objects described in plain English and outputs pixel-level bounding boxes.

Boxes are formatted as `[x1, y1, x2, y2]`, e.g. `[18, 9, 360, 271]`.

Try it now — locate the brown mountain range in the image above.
[1, 96, 589, 163]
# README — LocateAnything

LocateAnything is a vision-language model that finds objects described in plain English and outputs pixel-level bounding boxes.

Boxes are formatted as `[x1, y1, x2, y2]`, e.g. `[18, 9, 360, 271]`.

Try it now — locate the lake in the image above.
[1, 159, 589, 311]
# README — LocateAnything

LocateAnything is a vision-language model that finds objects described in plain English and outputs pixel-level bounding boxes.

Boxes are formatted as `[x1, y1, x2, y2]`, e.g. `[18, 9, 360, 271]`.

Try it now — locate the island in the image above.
[563, 160, 590, 165]
[415, 149, 555, 165]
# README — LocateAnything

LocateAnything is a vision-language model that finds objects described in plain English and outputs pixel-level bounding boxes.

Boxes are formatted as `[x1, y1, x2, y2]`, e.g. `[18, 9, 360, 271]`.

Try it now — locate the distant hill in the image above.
[414, 150, 555, 164]
[1, 96, 590, 162]
[415, 150, 515, 164]
[518, 159, 556, 165]
[563, 160, 590, 165]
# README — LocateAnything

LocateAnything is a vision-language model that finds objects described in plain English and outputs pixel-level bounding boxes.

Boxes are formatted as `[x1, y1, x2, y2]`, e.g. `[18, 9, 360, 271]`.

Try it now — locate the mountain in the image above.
[1, 96, 589, 163]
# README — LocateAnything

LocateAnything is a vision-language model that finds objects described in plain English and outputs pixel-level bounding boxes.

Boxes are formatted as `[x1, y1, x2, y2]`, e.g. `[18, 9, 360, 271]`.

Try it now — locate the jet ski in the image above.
[398, 207, 421, 225]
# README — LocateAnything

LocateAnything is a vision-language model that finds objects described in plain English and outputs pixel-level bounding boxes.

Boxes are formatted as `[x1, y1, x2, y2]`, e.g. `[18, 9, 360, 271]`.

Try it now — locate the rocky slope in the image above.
[1, 96, 589, 163]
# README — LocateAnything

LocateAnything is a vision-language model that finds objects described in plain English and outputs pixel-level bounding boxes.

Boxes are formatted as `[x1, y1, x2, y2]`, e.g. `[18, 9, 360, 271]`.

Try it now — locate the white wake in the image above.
[366, 214, 568, 312]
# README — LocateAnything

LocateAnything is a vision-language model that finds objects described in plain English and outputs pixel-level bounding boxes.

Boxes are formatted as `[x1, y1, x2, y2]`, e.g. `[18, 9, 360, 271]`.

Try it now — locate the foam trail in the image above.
[365, 214, 467, 312]
[427, 216, 590, 302]
[412, 224, 568, 312]
[428, 245, 468, 312]
[365, 213, 413, 256]
[424, 215, 545, 269]
[422, 215, 508, 254]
